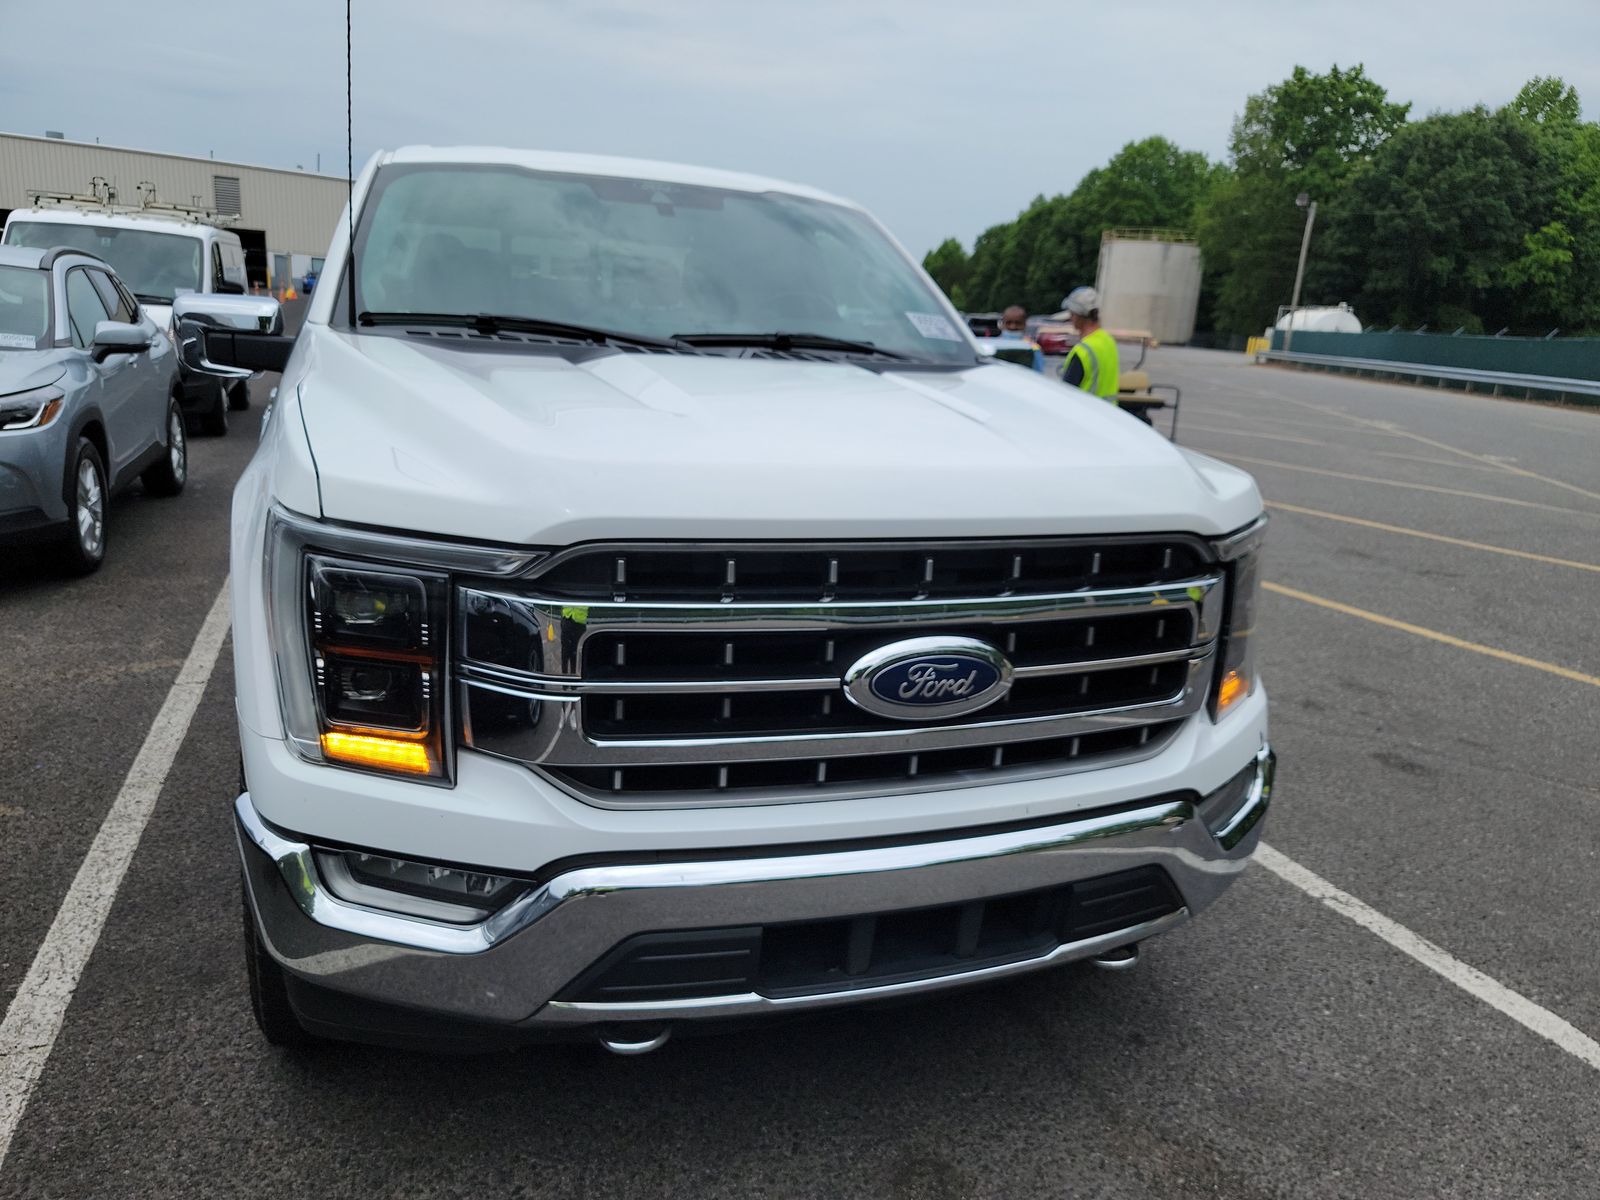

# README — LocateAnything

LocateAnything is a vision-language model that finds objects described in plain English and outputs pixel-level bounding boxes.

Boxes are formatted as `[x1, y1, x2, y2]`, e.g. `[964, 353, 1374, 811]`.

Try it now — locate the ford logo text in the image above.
[843, 637, 1013, 722]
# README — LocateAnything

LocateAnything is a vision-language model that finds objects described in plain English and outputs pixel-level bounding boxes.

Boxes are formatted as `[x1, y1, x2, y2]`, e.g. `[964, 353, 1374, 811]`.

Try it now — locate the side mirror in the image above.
[91, 320, 152, 361]
[216, 279, 247, 296]
[173, 292, 292, 377]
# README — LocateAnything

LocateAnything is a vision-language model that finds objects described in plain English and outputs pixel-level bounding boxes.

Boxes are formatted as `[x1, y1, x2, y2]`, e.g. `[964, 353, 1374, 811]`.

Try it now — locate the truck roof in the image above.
[5, 207, 240, 240]
[381, 145, 863, 211]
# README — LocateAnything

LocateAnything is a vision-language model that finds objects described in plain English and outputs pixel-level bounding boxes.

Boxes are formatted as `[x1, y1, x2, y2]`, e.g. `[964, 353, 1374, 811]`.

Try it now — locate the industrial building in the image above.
[0, 131, 347, 292]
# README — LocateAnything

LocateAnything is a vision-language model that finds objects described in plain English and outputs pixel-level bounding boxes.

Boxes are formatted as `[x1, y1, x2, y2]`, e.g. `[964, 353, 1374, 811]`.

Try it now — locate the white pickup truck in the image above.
[179, 147, 1273, 1055]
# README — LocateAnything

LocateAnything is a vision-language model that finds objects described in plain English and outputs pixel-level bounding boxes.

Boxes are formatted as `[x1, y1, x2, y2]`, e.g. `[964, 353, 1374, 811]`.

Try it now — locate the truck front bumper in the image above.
[236, 745, 1273, 1044]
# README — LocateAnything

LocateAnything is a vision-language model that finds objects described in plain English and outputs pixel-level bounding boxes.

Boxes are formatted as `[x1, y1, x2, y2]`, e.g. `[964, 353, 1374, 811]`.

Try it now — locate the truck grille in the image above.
[456, 537, 1224, 807]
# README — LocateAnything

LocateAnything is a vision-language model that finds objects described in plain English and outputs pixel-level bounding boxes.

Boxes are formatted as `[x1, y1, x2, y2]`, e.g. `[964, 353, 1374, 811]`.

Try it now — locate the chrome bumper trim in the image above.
[236, 743, 1272, 1027]
[1212, 746, 1275, 851]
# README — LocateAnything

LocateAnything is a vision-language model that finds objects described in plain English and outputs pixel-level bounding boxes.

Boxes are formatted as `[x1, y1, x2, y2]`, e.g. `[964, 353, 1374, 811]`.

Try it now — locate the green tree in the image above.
[922, 238, 972, 309]
[1333, 106, 1559, 332]
[1501, 78, 1600, 332]
[942, 136, 1219, 316]
[1196, 65, 1409, 333]
[1506, 76, 1581, 128]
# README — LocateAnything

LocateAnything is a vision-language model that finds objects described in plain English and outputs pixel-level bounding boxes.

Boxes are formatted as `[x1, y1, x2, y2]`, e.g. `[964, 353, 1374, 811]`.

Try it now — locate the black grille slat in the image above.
[533, 539, 1208, 603]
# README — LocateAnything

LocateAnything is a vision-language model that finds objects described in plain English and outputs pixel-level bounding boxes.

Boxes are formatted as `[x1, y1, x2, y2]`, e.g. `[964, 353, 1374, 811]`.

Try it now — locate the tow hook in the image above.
[597, 1025, 672, 1056]
[1090, 943, 1141, 971]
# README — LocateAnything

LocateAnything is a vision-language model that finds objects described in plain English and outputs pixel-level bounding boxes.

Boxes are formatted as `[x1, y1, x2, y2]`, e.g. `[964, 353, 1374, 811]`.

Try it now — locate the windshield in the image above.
[354, 164, 976, 364]
[0, 266, 50, 349]
[4, 220, 202, 302]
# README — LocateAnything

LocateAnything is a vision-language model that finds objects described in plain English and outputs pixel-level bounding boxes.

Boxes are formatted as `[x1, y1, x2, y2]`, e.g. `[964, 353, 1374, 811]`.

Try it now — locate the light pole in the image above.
[1283, 192, 1317, 354]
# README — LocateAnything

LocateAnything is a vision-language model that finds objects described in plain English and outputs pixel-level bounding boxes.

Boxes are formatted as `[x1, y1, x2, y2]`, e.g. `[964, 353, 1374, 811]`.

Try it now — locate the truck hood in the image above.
[292, 327, 1262, 545]
[0, 349, 70, 397]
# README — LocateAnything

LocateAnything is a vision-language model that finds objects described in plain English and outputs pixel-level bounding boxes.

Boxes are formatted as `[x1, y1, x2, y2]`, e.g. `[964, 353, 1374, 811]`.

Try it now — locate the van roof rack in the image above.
[23, 182, 237, 228]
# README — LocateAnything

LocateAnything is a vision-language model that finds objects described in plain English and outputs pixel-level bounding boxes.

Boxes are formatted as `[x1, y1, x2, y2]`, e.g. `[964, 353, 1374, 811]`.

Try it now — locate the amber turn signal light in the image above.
[1215, 669, 1249, 716]
[321, 732, 432, 775]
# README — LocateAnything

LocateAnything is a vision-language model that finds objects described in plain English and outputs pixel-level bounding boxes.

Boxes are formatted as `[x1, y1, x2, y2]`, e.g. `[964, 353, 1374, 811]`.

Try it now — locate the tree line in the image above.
[922, 67, 1600, 338]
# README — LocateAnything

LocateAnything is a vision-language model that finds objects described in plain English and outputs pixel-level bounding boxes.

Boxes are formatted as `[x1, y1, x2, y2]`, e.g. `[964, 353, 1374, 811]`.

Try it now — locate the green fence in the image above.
[1269, 330, 1600, 382]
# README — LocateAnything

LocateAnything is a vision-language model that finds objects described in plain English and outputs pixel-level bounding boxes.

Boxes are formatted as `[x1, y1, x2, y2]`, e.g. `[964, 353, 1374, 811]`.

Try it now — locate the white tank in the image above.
[1094, 231, 1203, 345]
[1273, 303, 1362, 334]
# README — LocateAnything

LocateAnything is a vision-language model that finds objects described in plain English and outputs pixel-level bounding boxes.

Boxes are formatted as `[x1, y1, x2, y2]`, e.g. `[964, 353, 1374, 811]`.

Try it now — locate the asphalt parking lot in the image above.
[2, 342, 1598, 1199]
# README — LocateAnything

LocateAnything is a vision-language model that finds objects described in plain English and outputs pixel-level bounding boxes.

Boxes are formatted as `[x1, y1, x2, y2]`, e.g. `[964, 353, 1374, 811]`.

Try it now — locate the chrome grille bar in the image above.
[459, 574, 1224, 679]
[460, 654, 1209, 767]
[457, 645, 1202, 696]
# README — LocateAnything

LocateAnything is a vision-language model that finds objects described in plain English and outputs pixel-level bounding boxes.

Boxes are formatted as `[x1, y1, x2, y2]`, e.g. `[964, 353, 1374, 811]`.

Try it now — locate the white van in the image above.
[3, 205, 251, 435]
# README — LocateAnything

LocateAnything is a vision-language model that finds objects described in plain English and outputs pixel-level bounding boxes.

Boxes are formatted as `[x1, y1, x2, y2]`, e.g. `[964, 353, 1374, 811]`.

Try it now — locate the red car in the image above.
[1033, 322, 1076, 355]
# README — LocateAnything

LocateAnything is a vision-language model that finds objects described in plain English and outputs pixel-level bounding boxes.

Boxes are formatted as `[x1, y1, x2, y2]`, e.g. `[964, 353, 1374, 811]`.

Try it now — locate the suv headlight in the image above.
[0, 385, 65, 431]
[1209, 516, 1266, 722]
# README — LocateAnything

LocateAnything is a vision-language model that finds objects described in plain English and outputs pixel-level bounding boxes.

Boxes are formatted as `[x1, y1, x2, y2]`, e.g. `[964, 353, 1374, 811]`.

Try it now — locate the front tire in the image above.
[141, 400, 188, 497]
[242, 881, 317, 1049]
[201, 381, 229, 437]
[54, 439, 108, 574]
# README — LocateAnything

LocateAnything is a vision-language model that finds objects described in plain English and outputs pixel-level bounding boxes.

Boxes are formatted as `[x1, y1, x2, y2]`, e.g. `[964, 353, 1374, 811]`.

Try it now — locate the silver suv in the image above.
[0, 244, 187, 573]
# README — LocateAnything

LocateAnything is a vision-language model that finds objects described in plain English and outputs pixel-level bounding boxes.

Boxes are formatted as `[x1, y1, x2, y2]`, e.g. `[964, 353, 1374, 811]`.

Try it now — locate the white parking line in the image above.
[1256, 844, 1600, 1073]
[0, 582, 231, 1171]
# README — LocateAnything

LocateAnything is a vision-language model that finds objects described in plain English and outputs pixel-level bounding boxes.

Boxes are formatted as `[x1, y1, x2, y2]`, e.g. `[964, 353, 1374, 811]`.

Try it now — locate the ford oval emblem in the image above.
[843, 636, 1013, 721]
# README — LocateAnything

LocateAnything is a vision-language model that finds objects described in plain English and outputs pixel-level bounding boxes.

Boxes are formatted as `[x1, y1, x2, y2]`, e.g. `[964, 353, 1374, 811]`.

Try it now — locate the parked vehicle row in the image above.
[0, 244, 188, 573]
[3, 201, 253, 436]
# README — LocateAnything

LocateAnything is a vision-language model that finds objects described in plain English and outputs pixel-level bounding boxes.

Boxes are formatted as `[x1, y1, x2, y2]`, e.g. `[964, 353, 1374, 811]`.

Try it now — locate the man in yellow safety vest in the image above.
[1059, 286, 1120, 403]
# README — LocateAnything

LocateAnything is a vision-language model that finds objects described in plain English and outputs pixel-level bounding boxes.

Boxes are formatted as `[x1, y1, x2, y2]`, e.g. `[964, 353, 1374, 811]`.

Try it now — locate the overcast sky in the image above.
[2, 0, 1596, 258]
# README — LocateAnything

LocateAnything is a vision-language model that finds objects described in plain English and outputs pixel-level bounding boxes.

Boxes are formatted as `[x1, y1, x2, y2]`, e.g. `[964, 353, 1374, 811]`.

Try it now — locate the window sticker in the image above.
[0, 332, 37, 348]
[905, 311, 961, 341]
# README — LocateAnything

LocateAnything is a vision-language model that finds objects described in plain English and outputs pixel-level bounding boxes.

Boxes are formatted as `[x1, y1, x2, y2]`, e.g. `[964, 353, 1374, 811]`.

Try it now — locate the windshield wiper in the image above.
[358, 311, 690, 351]
[672, 331, 908, 359]
[133, 293, 170, 305]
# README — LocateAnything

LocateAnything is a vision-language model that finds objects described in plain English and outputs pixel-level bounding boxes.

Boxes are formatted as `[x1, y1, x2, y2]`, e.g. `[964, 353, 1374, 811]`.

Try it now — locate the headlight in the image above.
[0, 385, 65, 431]
[1209, 516, 1267, 722]
[268, 515, 452, 782]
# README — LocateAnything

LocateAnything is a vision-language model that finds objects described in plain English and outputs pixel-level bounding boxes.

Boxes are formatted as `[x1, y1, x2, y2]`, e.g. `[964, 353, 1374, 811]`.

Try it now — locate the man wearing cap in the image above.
[1059, 286, 1120, 403]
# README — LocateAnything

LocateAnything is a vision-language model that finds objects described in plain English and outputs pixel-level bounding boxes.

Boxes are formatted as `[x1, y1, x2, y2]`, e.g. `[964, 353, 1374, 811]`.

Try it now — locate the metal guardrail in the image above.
[1258, 350, 1600, 399]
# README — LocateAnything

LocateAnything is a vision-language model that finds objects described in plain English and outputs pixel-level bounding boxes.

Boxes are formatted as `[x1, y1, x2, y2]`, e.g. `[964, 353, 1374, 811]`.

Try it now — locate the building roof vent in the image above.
[213, 175, 241, 216]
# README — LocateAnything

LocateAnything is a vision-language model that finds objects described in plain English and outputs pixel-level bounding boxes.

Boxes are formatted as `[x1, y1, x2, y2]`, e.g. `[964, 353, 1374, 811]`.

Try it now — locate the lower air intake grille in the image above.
[557, 865, 1184, 1004]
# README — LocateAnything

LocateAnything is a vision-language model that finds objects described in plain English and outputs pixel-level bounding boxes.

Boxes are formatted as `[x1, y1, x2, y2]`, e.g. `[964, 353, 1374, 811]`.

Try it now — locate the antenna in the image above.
[346, 0, 358, 328]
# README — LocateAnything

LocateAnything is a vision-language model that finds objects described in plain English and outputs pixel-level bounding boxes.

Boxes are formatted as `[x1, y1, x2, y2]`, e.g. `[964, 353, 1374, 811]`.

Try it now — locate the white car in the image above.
[182, 147, 1273, 1055]
[4, 205, 251, 436]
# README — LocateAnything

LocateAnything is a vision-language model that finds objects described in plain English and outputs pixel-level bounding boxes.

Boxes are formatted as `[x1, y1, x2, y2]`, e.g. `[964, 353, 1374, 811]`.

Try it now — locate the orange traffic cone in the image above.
[284, 284, 297, 301]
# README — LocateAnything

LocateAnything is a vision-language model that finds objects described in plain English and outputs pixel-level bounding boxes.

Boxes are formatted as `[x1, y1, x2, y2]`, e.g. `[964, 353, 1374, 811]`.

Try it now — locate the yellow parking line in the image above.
[1219, 454, 1600, 519]
[1265, 501, 1600, 573]
[1263, 582, 1600, 688]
